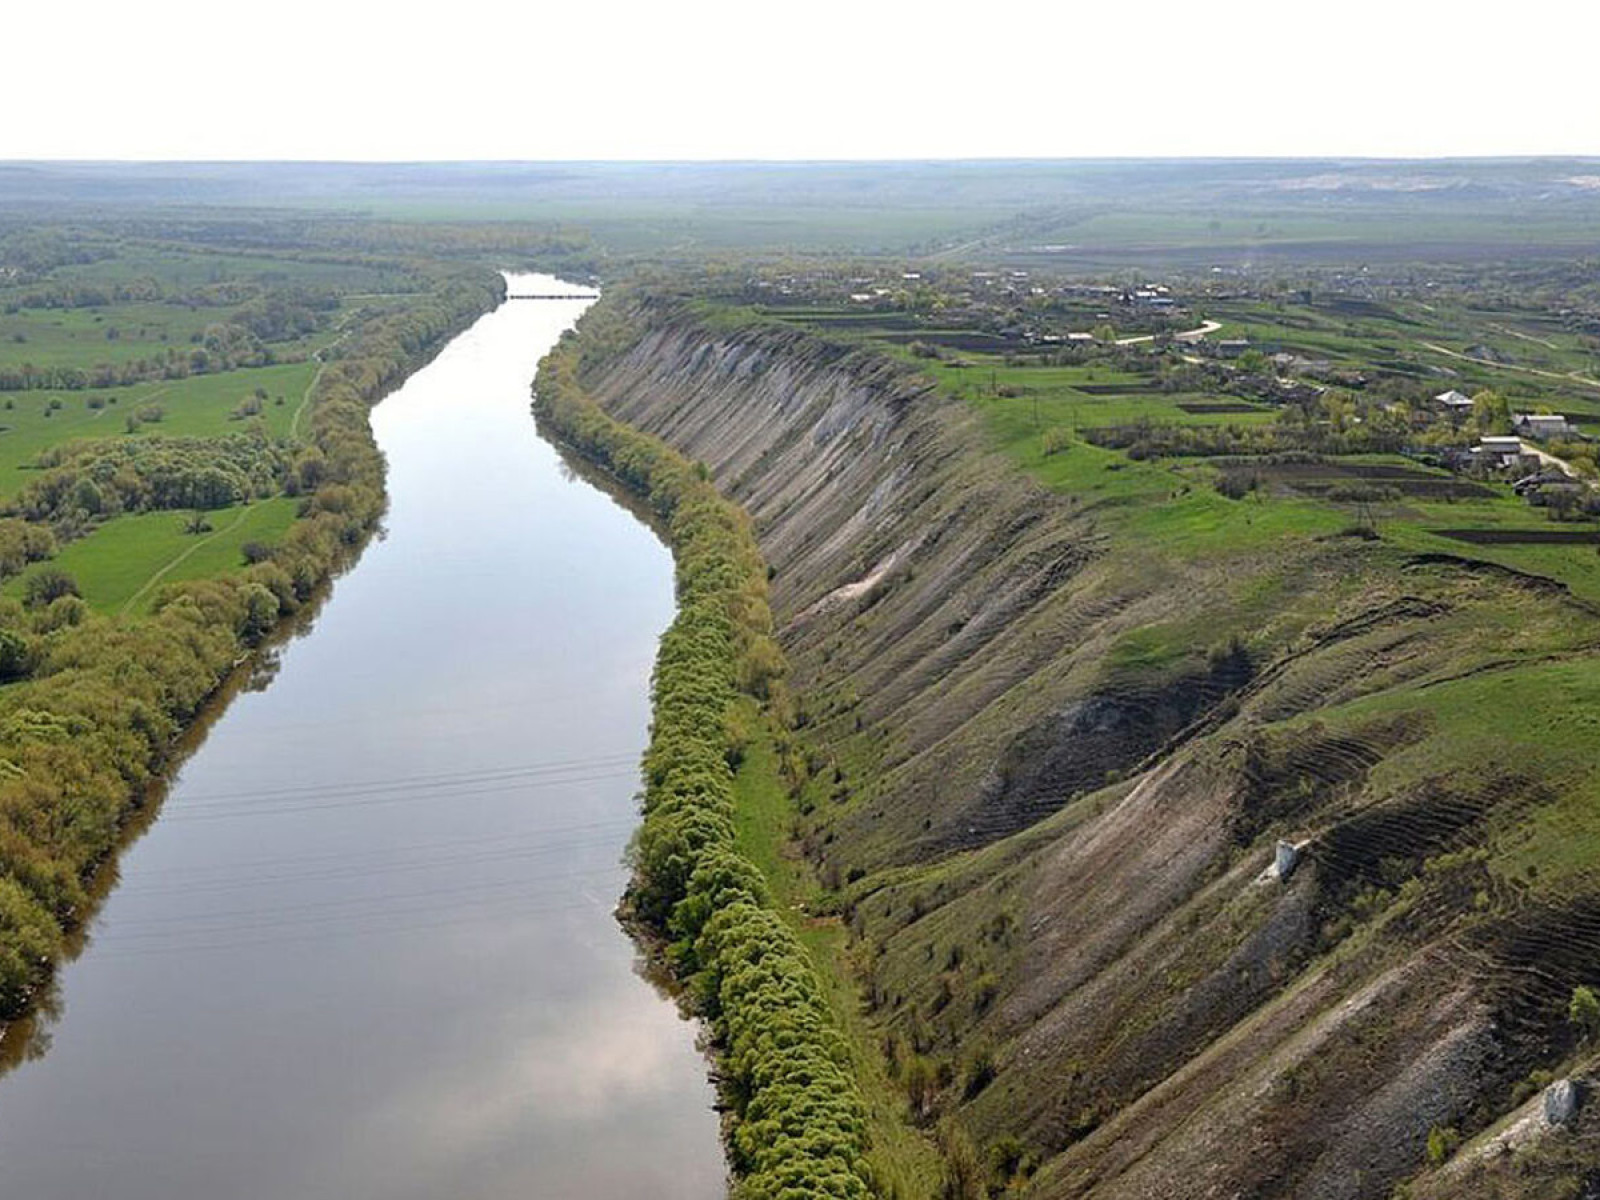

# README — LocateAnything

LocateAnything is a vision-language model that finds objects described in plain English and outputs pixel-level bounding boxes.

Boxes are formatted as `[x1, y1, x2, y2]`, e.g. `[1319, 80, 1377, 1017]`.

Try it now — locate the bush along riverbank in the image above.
[534, 335, 875, 1199]
[0, 266, 504, 1029]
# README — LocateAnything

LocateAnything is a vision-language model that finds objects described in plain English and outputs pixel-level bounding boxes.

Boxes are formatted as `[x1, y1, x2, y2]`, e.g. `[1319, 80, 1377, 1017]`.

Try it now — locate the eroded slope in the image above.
[570, 296, 1600, 1199]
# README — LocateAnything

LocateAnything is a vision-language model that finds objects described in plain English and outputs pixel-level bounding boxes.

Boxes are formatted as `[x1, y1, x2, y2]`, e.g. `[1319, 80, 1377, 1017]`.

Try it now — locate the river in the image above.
[0, 275, 727, 1199]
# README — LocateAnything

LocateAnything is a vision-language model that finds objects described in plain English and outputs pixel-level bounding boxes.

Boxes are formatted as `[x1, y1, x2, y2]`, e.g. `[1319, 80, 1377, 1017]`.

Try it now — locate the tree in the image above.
[22, 567, 79, 609]
[1472, 389, 1512, 436]
[0, 629, 30, 682]
[238, 583, 279, 645]
[1092, 323, 1117, 345]
[1569, 984, 1600, 1041]
[72, 477, 104, 516]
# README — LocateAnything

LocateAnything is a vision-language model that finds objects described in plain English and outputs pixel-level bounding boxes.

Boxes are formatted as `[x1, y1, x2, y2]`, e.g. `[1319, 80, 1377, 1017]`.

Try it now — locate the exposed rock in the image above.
[1275, 839, 1302, 881]
[1545, 1077, 1582, 1127]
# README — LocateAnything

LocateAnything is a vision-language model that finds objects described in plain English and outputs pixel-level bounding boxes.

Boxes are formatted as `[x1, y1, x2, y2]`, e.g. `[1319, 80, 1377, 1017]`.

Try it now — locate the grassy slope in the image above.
[897, 324, 1600, 901]
[729, 700, 946, 1199]
[916, 347, 1600, 1194]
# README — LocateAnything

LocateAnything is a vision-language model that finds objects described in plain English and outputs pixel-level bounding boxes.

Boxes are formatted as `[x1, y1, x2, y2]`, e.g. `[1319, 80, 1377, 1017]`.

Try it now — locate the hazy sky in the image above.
[12, 0, 1600, 160]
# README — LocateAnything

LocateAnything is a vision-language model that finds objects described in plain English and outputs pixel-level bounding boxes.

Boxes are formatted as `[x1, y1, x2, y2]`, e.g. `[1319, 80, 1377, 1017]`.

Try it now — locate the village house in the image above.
[1514, 412, 1571, 440]
[1434, 388, 1476, 415]
[1275, 380, 1325, 404]
[1474, 435, 1535, 470]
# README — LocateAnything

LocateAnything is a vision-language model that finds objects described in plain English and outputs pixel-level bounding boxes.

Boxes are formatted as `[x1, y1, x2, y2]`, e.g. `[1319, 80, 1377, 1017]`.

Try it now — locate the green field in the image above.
[47, 243, 409, 293]
[0, 230, 437, 629]
[729, 702, 945, 1199]
[0, 361, 314, 500]
[5, 498, 299, 615]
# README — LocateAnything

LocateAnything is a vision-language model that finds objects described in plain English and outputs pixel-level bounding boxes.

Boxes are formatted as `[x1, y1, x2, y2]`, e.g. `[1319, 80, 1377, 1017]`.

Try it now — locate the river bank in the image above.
[0, 277, 725, 1199]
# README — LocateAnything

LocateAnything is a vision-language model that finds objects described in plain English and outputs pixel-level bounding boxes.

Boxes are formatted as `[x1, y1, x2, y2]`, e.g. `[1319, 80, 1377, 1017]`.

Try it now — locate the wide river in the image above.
[0, 275, 726, 1198]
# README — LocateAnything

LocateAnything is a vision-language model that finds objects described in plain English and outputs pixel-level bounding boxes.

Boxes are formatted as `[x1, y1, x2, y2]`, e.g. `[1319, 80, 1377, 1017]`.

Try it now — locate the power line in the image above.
[88, 889, 612, 961]
[116, 828, 636, 899]
[104, 865, 626, 938]
[162, 765, 643, 823]
[117, 813, 640, 881]
[169, 752, 640, 809]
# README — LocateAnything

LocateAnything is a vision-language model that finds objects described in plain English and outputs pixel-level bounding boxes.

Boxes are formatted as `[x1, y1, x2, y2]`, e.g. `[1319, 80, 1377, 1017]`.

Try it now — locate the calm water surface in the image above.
[0, 275, 726, 1199]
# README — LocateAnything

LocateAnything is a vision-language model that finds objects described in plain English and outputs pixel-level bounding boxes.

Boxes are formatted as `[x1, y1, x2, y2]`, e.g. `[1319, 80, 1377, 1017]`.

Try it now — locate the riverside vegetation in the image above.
[0, 220, 510, 1034]
[535, 339, 875, 1198]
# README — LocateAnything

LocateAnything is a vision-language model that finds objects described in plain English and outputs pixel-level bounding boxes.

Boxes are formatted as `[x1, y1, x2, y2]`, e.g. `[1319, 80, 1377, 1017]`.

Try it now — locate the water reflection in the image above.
[0, 276, 726, 1199]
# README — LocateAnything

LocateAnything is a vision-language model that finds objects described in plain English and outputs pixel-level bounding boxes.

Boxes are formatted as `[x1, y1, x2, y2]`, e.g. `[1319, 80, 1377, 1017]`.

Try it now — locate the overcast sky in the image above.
[11, 0, 1600, 161]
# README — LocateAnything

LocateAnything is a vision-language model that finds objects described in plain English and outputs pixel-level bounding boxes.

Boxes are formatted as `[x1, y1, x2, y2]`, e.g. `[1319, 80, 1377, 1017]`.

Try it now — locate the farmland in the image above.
[0, 267, 327, 599]
[757, 287, 1600, 605]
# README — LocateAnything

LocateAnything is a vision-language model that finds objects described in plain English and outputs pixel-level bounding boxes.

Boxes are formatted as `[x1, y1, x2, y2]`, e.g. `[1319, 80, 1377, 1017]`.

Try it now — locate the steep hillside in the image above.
[565, 295, 1600, 1199]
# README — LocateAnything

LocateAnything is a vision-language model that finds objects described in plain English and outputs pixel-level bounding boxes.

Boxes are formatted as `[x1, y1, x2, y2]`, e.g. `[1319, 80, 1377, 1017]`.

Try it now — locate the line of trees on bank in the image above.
[534, 319, 873, 1200]
[0, 264, 504, 1022]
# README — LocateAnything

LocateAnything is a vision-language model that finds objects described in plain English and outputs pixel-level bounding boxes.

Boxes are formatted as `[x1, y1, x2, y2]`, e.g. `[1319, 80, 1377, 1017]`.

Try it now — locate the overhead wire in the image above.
[115, 813, 640, 883]
[160, 757, 643, 822]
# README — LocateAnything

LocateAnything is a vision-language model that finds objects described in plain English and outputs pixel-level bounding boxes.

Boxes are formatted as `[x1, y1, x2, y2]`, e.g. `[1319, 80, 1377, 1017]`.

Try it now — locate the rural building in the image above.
[1514, 412, 1571, 440]
[1273, 353, 1334, 376]
[1434, 389, 1476, 413]
[1276, 380, 1325, 403]
[1474, 435, 1532, 468]
[1217, 339, 1251, 358]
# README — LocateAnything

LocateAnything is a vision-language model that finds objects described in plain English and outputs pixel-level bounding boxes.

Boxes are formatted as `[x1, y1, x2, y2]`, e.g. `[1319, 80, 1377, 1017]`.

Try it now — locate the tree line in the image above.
[0, 324, 304, 393]
[535, 316, 875, 1200]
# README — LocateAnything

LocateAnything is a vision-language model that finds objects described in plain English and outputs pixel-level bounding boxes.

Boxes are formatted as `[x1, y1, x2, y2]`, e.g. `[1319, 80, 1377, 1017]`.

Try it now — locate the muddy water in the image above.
[0, 275, 726, 1199]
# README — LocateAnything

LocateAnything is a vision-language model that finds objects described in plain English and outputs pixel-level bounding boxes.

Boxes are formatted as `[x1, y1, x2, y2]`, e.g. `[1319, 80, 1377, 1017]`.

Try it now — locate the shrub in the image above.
[22, 567, 79, 609]
[1041, 426, 1072, 457]
[1425, 1124, 1460, 1166]
[1570, 984, 1600, 1041]
[1216, 468, 1258, 499]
